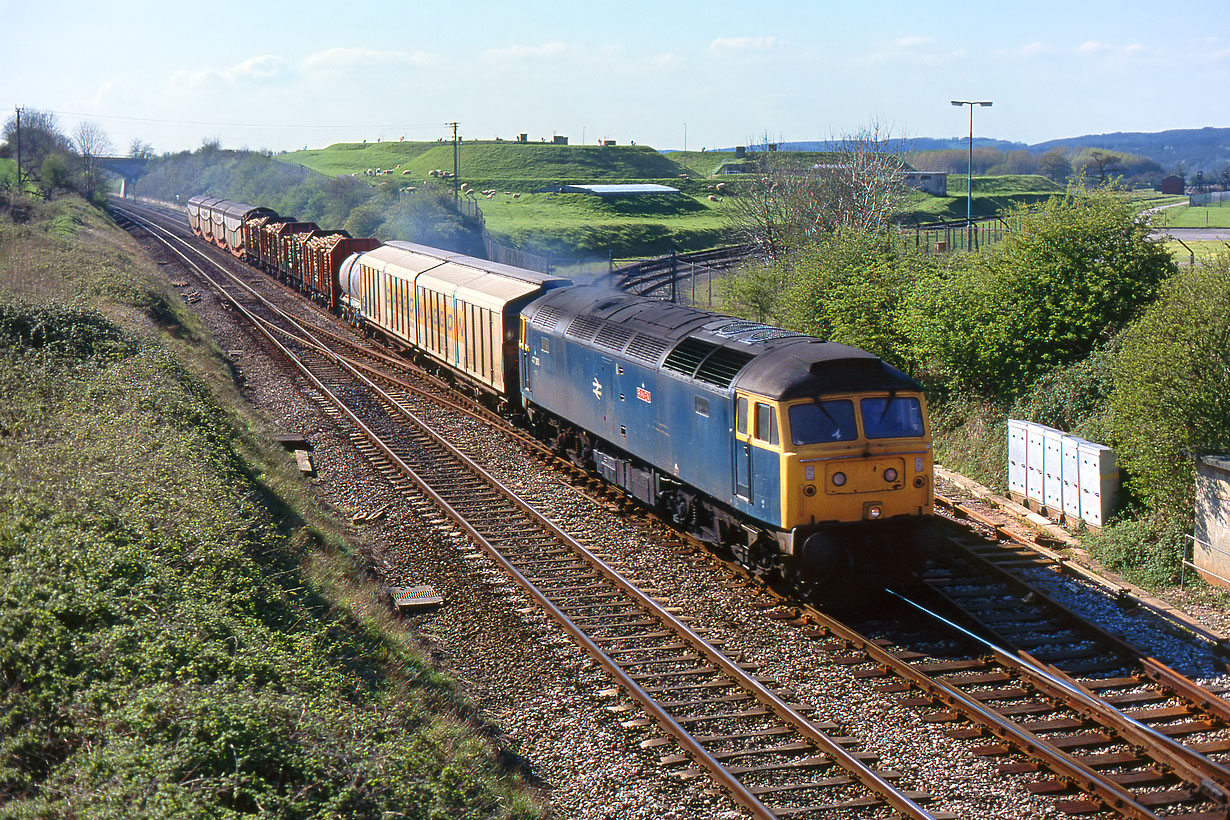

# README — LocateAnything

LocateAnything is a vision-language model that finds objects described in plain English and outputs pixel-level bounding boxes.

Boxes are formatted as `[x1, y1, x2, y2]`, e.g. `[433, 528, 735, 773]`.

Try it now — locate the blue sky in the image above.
[6, 0, 1227, 155]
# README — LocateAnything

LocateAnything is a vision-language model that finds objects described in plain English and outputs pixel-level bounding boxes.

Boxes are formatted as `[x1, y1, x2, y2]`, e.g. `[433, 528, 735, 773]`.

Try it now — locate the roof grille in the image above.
[566, 315, 602, 341]
[625, 333, 670, 364]
[594, 323, 635, 352]
[533, 304, 566, 328]
[711, 320, 768, 337]
[695, 348, 757, 387]
[663, 337, 719, 378]
[747, 328, 803, 342]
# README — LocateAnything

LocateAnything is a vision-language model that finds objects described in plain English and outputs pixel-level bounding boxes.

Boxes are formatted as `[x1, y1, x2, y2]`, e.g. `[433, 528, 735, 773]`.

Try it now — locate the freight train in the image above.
[187, 195, 933, 595]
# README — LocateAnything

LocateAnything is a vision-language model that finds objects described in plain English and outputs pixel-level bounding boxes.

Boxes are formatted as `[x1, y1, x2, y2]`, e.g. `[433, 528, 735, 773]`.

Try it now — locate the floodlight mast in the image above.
[951, 100, 993, 250]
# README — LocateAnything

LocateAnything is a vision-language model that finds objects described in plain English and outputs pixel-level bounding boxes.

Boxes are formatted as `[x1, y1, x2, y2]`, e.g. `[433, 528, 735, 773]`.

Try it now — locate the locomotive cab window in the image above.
[736, 396, 748, 436]
[754, 403, 779, 446]
[860, 396, 925, 439]
[788, 399, 857, 445]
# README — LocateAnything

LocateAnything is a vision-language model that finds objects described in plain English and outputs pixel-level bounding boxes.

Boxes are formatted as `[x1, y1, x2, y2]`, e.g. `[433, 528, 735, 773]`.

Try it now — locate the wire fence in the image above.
[1189, 191, 1230, 206]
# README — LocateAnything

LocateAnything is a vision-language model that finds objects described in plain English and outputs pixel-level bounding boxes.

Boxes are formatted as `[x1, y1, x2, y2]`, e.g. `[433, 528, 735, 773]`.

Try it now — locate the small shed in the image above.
[902, 172, 948, 196]
[1193, 455, 1230, 586]
[1160, 175, 1184, 195]
[552, 183, 681, 196]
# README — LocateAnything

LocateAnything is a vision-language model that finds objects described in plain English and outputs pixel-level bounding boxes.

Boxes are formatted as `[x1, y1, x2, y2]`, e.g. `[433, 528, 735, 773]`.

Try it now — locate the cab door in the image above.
[734, 394, 752, 502]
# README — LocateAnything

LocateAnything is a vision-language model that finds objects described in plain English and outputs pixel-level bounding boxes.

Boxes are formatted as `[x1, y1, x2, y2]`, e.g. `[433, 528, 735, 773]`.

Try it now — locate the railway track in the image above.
[111, 201, 942, 820]
[111, 199, 1230, 818]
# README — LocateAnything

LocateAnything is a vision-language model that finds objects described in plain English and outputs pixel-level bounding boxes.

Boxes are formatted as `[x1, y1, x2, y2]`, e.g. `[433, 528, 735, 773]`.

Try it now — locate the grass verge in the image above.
[0, 193, 541, 819]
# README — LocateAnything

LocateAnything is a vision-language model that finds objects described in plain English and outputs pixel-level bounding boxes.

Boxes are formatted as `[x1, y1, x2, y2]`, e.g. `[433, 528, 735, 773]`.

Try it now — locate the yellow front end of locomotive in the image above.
[779, 392, 933, 530]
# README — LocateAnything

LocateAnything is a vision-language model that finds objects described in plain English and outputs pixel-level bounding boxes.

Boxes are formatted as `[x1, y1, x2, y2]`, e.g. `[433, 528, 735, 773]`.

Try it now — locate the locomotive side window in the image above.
[788, 400, 858, 444]
[860, 397, 925, 439]
[540, 337, 550, 353]
[754, 403, 779, 446]
[694, 396, 710, 417]
[736, 396, 748, 436]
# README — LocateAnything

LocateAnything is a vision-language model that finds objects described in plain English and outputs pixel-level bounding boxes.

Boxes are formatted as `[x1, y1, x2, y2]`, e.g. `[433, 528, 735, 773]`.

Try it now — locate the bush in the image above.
[905, 181, 1176, 396]
[1086, 517, 1188, 587]
[1010, 342, 1117, 444]
[1109, 252, 1230, 522]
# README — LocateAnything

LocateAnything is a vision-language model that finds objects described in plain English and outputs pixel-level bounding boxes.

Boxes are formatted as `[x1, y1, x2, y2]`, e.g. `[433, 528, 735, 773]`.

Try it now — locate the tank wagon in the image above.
[185, 193, 933, 594]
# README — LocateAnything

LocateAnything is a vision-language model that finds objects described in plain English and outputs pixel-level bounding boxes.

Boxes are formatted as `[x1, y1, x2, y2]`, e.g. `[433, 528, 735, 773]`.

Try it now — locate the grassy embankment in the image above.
[283, 141, 729, 257]
[0, 194, 541, 818]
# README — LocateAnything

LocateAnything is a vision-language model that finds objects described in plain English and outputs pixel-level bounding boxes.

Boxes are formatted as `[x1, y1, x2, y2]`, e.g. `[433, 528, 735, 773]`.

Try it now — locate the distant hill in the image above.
[1030, 127, 1230, 174]
[716, 137, 1027, 153]
[713, 127, 1230, 174]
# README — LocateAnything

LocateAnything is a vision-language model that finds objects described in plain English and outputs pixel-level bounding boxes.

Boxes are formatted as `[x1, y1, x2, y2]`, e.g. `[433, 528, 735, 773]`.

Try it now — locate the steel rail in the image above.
[929, 497, 1230, 791]
[935, 493, 1230, 652]
[802, 604, 1171, 820]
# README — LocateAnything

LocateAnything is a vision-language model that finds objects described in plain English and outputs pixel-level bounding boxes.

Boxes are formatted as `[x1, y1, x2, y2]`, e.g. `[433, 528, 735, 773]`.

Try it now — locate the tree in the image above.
[1037, 148, 1072, 183]
[71, 120, 113, 199]
[906, 180, 1177, 395]
[1110, 253, 1230, 523]
[725, 123, 908, 261]
[127, 139, 155, 159]
[2, 108, 72, 189]
[1076, 149, 1122, 183]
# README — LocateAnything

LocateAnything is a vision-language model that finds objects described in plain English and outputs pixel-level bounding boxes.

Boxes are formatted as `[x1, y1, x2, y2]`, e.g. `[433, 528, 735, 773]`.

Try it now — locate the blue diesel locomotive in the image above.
[518, 285, 933, 592]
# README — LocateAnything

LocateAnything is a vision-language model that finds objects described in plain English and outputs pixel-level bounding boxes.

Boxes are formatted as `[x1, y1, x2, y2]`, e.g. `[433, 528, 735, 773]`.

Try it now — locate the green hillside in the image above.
[283, 140, 686, 185]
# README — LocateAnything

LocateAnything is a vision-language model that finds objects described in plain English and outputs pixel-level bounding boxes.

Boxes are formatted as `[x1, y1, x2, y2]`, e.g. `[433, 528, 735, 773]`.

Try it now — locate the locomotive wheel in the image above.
[794, 532, 857, 603]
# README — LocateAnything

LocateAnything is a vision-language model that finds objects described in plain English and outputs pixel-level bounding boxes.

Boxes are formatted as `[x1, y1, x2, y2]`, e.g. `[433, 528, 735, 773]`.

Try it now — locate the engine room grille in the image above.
[594, 323, 635, 352]
[532, 304, 566, 328]
[565, 315, 602, 341]
[624, 333, 670, 364]
[695, 347, 756, 387]
[662, 337, 719, 378]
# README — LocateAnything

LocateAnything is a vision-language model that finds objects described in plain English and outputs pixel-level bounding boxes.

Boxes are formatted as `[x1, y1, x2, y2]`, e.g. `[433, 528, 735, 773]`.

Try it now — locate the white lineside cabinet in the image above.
[1043, 428, 1065, 512]
[1077, 439, 1118, 527]
[1061, 436, 1083, 520]
[1008, 420, 1029, 497]
[1007, 420, 1119, 528]
[1026, 425, 1046, 503]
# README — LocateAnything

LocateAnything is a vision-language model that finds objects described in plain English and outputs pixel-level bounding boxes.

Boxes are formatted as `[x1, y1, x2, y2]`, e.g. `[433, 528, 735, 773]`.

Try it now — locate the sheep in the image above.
[715, 182, 726, 192]
[707, 195, 717, 201]
[402, 169, 412, 175]
[512, 193, 521, 199]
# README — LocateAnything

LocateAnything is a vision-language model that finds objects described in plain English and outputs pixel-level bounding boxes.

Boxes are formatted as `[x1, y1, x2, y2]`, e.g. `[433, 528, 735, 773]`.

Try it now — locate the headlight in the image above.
[832, 472, 846, 487]
[883, 468, 898, 483]
[867, 505, 882, 519]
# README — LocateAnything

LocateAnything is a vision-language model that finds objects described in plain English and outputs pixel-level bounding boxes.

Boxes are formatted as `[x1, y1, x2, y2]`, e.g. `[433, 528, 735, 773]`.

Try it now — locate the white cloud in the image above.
[647, 52, 682, 68]
[709, 36, 782, 54]
[1078, 40, 1149, 58]
[483, 42, 575, 61]
[892, 35, 935, 49]
[173, 55, 290, 86]
[301, 47, 437, 71]
[997, 41, 1052, 58]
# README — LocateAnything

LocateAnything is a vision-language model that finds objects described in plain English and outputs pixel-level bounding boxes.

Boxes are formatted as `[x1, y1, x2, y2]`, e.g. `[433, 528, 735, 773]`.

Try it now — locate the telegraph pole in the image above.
[447, 121, 459, 202]
[14, 107, 21, 192]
